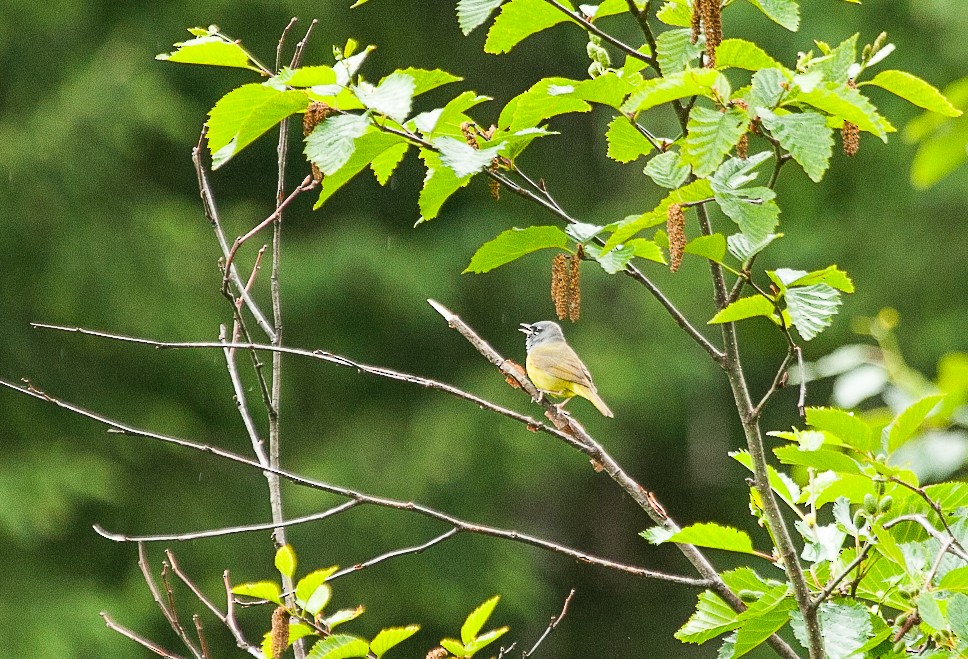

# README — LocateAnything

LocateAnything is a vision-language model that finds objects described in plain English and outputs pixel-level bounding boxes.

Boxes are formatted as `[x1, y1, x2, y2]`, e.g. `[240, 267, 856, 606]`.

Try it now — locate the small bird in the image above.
[519, 321, 613, 417]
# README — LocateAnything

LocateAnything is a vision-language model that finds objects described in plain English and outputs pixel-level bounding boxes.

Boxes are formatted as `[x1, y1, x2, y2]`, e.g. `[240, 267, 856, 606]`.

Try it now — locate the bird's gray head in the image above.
[519, 320, 565, 352]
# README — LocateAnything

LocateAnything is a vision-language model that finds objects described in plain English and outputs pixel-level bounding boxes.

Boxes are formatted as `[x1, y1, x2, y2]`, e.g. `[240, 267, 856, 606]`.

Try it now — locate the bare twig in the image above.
[329, 529, 461, 580]
[884, 514, 968, 563]
[810, 542, 872, 610]
[138, 543, 203, 659]
[101, 612, 187, 659]
[752, 349, 795, 418]
[887, 479, 967, 555]
[192, 616, 210, 659]
[523, 589, 576, 657]
[541, 0, 656, 67]
[221, 325, 270, 466]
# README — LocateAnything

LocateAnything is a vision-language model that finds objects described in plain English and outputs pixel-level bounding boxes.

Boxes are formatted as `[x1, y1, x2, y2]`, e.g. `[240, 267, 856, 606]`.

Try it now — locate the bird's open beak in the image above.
[518, 323, 533, 334]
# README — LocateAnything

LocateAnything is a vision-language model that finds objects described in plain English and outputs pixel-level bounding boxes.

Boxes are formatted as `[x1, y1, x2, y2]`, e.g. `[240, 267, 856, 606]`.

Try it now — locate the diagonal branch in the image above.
[101, 612, 187, 659]
[541, 0, 656, 67]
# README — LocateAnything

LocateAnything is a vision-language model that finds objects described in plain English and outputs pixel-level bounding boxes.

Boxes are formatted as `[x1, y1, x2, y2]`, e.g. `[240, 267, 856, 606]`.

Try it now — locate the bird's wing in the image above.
[529, 342, 597, 390]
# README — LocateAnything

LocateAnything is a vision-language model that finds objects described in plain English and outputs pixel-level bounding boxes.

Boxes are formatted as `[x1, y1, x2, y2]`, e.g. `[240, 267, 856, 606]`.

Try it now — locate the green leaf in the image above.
[684, 233, 726, 264]
[745, 0, 800, 31]
[757, 109, 833, 182]
[601, 178, 714, 252]
[157, 33, 263, 72]
[461, 596, 500, 644]
[463, 626, 509, 655]
[683, 106, 750, 177]
[605, 116, 654, 163]
[370, 141, 409, 185]
[788, 265, 854, 293]
[863, 70, 962, 118]
[805, 34, 857, 85]
[295, 567, 339, 605]
[886, 394, 946, 452]
[573, 72, 635, 109]
[207, 84, 309, 169]
[732, 595, 794, 658]
[396, 68, 462, 97]
[304, 114, 370, 175]
[307, 634, 370, 659]
[586, 242, 635, 274]
[261, 622, 315, 658]
[275, 544, 297, 581]
[656, 0, 692, 27]
[626, 239, 666, 264]
[272, 65, 337, 88]
[805, 407, 874, 452]
[676, 590, 741, 643]
[464, 226, 568, 273]
[730, 450, 802, 510]
[434, 136, 505, 177]
[456, 0, 505, 35]
[485, 0, 573, 54]
[710, 153, 780, 244]
[715, 39, 782, 72]
[312, 130, 406, 208]
[667, 522, 759, 555]
[709, 296, 777, 324]
[794, 82, 891, 140]
[656, 28, 704, 75]
[793, 603, 872, 659]
[917, 592, 946, 632]
[370, 625, 420, 658]
[947, 593, 968, 637]
[644, 150, 690, 189]
[621, 69, 723, 115]
[323, 607, 365, 629]
[748, 68, 790, 112]
[411, 91, 492, 138]
[938, 566, 968, 593]
[231, 580, 282, 604]
[774, 445, 862, 474]
[726, 232, 780, 263]
[417, 150, 472, 221]
[439, 638, 465, 656]
[355, 73, 416, 122]
[498, 77, 592, 131]
[784, 283, 842, 341]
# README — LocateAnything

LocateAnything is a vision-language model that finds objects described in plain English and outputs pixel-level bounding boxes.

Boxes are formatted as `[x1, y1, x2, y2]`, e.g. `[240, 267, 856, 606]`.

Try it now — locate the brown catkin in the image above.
[488, 177, 501, 200]
[667, 203, 686, 273]
[426, 649, 450, 659]
[736, 132, 749, 159]
[551, 253, 569, 320]
[842, 80, 860, 157]
[304, 102, 336, 183]
[690, 0, 702, 45]
[701, 0, 722, 68]
[568, 252, 582, 322]
[460, 121, 479, 149]
[270, 607, 289, 659]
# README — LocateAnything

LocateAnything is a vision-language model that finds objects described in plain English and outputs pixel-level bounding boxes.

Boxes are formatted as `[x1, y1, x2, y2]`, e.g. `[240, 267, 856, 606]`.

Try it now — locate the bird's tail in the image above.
[586, 389, 614, 418]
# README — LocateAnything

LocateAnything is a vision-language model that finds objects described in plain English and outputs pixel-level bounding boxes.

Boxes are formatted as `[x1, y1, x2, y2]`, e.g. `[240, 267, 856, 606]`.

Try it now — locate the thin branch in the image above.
[541, 0, 656, 66]
[811, 542, 872, 610]
[884, 514, 968, 563]
[101, 612, 187, 659]
[888, 479, 968, 556]
[289, 19, 318, 69]
[95, 501, 360, 542]
[138, 543, 203, 659]
[752, 349, 795, 418]
[329, 528, 461, 580]
[276, 17, 299, 70]
[522, 589, 576, 658]
[192, 616, 210, 659]
[221, 325, 270, 467]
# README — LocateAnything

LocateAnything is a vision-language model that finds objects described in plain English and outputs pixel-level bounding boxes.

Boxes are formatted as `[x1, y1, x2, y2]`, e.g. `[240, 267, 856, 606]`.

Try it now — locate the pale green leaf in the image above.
[730, 450, 802, 510]
[295, 567, 339, 605]
[157, 33, 262, 72]
[626, 238, 666, 264]
[886, 394, 946, 452]
[417, 150, 472, 221]
[745, 0, 800, 31]
[947, 593, 968, 637]
[805, 34, 857, 85]
[788, 265, 854, 292]
[732, 601, 793, 658]
[231, 581, 282, 604]
[272, 65, 338, 88]
[644, 150, 690, 189]
[715, 192, 780, 245]
[726, 232, 781, 262]
[498, 77, 592, 131]
[207, 84, 309, 169]
[261, 623, 315, 659]
[684, 233, 726, 263]
[805, 407, 874, 452]
[602, 179, 713, 252]
[794, 81, 891, 140]
[434, 136, 505, 177]
[306, 634, 370, 659]
[938, 566, 968, 593]
[757, 109, 833, 182]
[675, 590, 741, 643]
[621, 69, 723, 115]
[605, 116, 654, 163]
[275, 544, 297, 581]
[573, 71, 635, 108]
[709, 296, 777, 324]
[667, 522, 758, 555]
[485, 0, 573, 54]
[656, 28, 704, 75]
[370, 142, 409, 185]
[784, 283, 842, 341]
[774, 445, 863, 474]
[323, 607, 365, 629]
[394, 68, 463, 97]
[305, 584, 332, 616]
[355, 73, 416, 122]
[370, 625, 420, 658]
[587, 242, 635, 274]
[909, 118, 968, 189]
[457, 0, 505, 36]
[304, 114, 370, 176]
[917, 592, 945, 632]
[683, 106, 750, 177]
[864, 70, 962, 117]
[747, 68, 790, 112]
[410, 91, 491, 138]
[311, 129, 405, 208]
[715, 39, 782, 72]
[793, 602, 871, 658]
[461, 596, 500, 644]
[464, 226, 568, 273]
[656, 0, 692, 27]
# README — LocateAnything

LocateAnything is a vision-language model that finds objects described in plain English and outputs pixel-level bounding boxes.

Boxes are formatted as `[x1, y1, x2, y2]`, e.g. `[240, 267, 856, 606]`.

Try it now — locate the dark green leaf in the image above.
[463, 226, 568, 273]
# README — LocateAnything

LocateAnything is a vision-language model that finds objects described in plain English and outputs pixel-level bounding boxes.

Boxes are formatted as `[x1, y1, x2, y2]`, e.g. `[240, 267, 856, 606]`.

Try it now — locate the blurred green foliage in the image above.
[0, 0, 966, 657]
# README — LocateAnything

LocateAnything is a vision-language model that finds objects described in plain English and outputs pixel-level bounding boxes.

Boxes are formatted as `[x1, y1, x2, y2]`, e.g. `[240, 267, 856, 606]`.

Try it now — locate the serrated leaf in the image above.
[732, 598, 794, 658]
[573, 71, 635, 108]
[157, 33, 263, 72]
[863, 70, 962, 118]
[498, 77, 592, 131]
[757, 109, 833, 182]
[794, 81, 891, 140]
[805, 407, 874, 452]
[676, 590, 741, 643]
[784, 283, 842, 341]
[295, 567, 339, 606]
[461, 596, 500, 644]
[656, 28, 704, 75]
[457, 0, 505, 36]
[434, 136, 505, 177]
[746, 0, 800, 31]
[355, 73, 416, 122]
[716, 192, 780, 245]
[464, 226, 568, 273]
[917, 592, 946, 632]
[412, 91, 492, 138]
[709, 296, 777, 324]
[306, 634, 370, 659]
[587, 242, 635, 274]
[463, 626, 509, 654]
[312, 129, 405, 208]
[485, 0, 573, 54]
[417, 150, 472, 221]
[644, 150, 690, 189]
[774, 445, 863, 474]
[938, 566, 968, 593]
[605, 116, 654, 162]
[439, 638, 464, 655]
[947, 593, 968, 637]
[370, 141, 409, 184]
[621, 69, 723, 115]
[207, 84, 309, 169]
[726, 232, 780, 262]
[231, 580, 282, 604]
[715, 39, 782, 72]
[684, 233, 726, 263]
[656, 0, 692, 27]
[806, 35, 857, 85]
[626, 239, 666, 264]
[602, 178, 714, 252]
[791, 603, 870, 659]
[275, 544, 297, 581]
[667, 522, 759, 555]
[886, 394, 946, 452]
[641, 525, 676, 545]
[304, 114, 370, 176]
[788, 265, 854, 293]
[273, 65, 338, 88]
[748, 68, 790, 112]
[370, 625, 420, 658]
[683, 106, 750, 177]
[395, 68, 463, 97]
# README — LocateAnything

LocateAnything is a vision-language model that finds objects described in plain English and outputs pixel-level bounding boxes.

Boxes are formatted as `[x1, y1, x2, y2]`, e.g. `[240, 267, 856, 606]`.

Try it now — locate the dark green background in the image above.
[1, 1, 965, 656]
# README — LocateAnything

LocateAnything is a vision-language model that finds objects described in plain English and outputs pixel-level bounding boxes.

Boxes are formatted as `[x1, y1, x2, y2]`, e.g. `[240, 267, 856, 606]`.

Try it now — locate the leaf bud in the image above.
[863, 493, 878, 515]
[879, 495, 893, 513]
